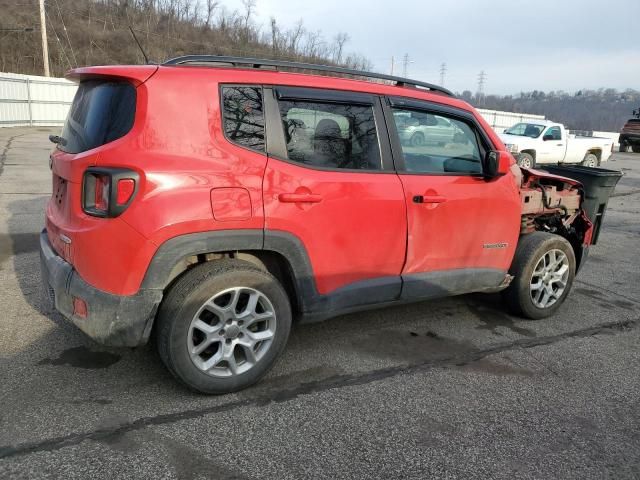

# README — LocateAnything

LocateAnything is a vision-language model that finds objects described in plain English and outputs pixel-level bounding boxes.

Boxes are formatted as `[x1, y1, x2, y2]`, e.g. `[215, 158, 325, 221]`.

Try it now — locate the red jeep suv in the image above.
[41, 56, 593, 393]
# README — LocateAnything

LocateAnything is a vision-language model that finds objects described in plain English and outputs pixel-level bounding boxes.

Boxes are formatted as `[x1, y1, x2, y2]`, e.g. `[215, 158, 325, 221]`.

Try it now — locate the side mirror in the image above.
[543, 134, 554, 141]
[484, 151, 510, 178]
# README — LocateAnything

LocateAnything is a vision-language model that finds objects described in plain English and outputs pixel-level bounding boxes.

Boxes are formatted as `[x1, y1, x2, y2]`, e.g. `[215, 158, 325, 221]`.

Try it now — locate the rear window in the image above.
[59, 80, 136, 154]
[221, 86, 265, 152]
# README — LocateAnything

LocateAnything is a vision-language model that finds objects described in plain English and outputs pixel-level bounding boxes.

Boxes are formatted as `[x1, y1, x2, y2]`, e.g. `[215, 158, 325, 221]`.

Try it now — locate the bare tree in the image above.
[333, 32, 349, 63]
[205, 0, 219, 28]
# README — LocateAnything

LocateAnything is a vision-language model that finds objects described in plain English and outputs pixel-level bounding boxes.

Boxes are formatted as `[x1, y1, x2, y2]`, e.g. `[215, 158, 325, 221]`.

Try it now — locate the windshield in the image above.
[504, 123, 546, 138]
[59, 80, 136, 154]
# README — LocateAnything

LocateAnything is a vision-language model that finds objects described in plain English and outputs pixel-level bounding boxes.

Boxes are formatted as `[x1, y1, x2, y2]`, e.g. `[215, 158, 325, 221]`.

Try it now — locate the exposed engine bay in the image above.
[515, 166, 593, 256]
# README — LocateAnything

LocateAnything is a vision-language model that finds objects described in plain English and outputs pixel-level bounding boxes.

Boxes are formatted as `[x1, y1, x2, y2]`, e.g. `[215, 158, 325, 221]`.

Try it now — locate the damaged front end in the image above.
[517, 166, 593, 270]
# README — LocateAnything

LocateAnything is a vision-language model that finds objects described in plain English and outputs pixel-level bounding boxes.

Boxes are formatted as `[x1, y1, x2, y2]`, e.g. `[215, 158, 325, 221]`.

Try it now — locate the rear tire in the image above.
[619, 143, 628, 153]
[581, 153, 598, 167]
[632, 146, 640, 153]
[503, 232, 576, 320]
[517, 152, 535, 168]
[156, 259, 292, 394]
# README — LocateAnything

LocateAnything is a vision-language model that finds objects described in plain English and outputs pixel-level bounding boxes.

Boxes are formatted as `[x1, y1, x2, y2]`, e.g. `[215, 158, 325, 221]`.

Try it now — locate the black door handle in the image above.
[413, 195, 446, 204]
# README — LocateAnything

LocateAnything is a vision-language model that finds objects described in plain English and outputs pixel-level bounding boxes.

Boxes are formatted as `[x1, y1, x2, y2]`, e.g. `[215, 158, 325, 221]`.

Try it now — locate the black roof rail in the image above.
[163, 55, 454, 97]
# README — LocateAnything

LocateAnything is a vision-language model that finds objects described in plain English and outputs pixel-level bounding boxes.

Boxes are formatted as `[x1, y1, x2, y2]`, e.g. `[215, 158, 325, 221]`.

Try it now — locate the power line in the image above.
[0, 27, 35, 32]
[53, 0, 77, 67]
[53, 4, 289, 59]
[45, 7, 72, 71]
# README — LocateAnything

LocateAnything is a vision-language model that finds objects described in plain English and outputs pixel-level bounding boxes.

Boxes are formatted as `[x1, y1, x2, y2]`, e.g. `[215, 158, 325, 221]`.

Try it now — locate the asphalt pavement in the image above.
[0, 127, 638, 479]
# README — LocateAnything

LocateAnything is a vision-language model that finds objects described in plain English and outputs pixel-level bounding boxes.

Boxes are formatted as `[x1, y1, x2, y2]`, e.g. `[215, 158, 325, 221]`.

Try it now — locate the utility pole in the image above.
[402, 53, 413, 77]
[477, 70, 486, 106]
[439, 62, 447, 86]
[38, 0, 50, 76]
[390, 56, 394, 76]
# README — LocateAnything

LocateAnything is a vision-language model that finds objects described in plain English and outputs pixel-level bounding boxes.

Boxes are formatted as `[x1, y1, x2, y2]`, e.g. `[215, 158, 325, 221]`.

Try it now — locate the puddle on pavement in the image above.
[0, 232, 40, 267]
[69, 398, 113, 405]
[467, 300, 537, 338]
[354, 329, 476, 363]
[456, 357, 535, 377]
[259, 365, 345, 392]
[38, 346, 121, 369]
[576, 287, 636, 311]
[100, 430, 248, 480]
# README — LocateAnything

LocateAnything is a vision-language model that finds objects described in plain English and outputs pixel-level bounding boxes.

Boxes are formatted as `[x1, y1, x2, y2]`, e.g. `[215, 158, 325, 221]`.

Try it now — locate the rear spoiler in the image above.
[65, 65, 158, 87]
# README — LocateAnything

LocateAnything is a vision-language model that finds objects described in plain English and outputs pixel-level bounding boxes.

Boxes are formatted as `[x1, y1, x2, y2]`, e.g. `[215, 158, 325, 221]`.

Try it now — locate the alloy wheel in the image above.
[529, 249, 570, 308]
[187, 287, 276, 377]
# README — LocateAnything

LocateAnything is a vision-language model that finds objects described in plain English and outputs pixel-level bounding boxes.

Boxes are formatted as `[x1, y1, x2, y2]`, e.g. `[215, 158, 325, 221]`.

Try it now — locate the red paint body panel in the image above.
[45, 64, 576, 300]
[399, 173, 521, 273]
[211, 188, 252, 222]
[263, 158, 407, 294]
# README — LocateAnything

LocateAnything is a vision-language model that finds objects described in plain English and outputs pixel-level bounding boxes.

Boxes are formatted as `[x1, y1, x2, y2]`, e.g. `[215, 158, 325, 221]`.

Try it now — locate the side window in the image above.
[277, 100, 381, 170]
[391, 108, 485, 174]
[546, 126, 562, 141]
[222, 86, 265, 152]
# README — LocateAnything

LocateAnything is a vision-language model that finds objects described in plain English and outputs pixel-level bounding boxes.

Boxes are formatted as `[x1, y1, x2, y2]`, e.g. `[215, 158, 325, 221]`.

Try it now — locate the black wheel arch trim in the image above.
[141, 229, 509, 324]
[141, 230, 265, 291]
[140, 229, 322, 314]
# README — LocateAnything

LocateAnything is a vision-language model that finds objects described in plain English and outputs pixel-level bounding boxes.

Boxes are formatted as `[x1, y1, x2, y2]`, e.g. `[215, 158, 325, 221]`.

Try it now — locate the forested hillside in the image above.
[1, 1, 636, 132]
[0, 0, 371, 77]
[461, 89, 640, 132]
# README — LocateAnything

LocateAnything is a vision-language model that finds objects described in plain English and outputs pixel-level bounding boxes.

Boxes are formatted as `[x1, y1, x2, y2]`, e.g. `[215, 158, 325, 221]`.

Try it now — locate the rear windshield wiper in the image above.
[49, 135, 67, 146]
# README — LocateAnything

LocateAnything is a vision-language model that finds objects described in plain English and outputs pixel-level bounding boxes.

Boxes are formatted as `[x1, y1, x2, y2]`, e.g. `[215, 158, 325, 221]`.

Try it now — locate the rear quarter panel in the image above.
[51, 67, 269, 295]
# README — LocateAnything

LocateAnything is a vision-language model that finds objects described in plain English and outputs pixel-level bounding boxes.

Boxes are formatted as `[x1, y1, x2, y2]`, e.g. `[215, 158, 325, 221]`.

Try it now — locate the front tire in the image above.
[503, 232, 576, 320]
[581, 153, 598, 167]
[156, 259, 292, 394]
[517, 152, 535, 168]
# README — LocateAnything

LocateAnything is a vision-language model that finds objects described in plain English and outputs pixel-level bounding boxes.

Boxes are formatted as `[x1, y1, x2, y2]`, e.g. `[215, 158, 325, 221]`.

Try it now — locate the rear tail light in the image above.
[116, 178, 136, 205]
[93, 173, 110, 212]
[82, 168, 139, 218]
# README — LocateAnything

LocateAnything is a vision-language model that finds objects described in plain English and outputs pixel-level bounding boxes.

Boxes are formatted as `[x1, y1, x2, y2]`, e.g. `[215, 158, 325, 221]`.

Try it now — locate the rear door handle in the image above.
[278, 193, 323, 203]
[413, 195, 446, 204]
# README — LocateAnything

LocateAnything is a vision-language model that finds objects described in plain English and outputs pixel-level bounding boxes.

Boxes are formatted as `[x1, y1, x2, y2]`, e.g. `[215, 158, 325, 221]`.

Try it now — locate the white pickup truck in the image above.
[498, 120, 613, 168]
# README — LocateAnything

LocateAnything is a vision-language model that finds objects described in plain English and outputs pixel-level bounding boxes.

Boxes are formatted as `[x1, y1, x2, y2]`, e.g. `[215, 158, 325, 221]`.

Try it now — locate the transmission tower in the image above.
[439, 63, 447, 86]
[477, 70, 487, 105]
[402, 53, 413, 77]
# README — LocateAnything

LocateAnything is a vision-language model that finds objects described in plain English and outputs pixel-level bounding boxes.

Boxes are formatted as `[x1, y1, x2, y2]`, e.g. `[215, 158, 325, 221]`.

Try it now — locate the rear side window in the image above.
[60, 80, 136, 154]
[278, 100, 381, 170]
[222, 86, 265, 152]
[391, 108, 485, 174]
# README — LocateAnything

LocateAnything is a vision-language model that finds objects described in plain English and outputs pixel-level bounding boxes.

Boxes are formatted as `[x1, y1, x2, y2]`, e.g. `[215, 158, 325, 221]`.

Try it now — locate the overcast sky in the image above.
[223, 0, 639, 95]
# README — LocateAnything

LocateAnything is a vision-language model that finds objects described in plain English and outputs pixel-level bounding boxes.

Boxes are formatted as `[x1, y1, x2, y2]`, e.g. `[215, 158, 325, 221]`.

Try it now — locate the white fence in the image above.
[0, 72, 76, 127]
[477, 108, 547, 131]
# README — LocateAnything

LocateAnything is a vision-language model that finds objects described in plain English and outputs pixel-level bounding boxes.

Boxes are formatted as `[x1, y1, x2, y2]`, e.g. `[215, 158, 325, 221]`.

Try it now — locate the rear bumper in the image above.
[619, 133, 640, 145]
[39, 230, 162, 347]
